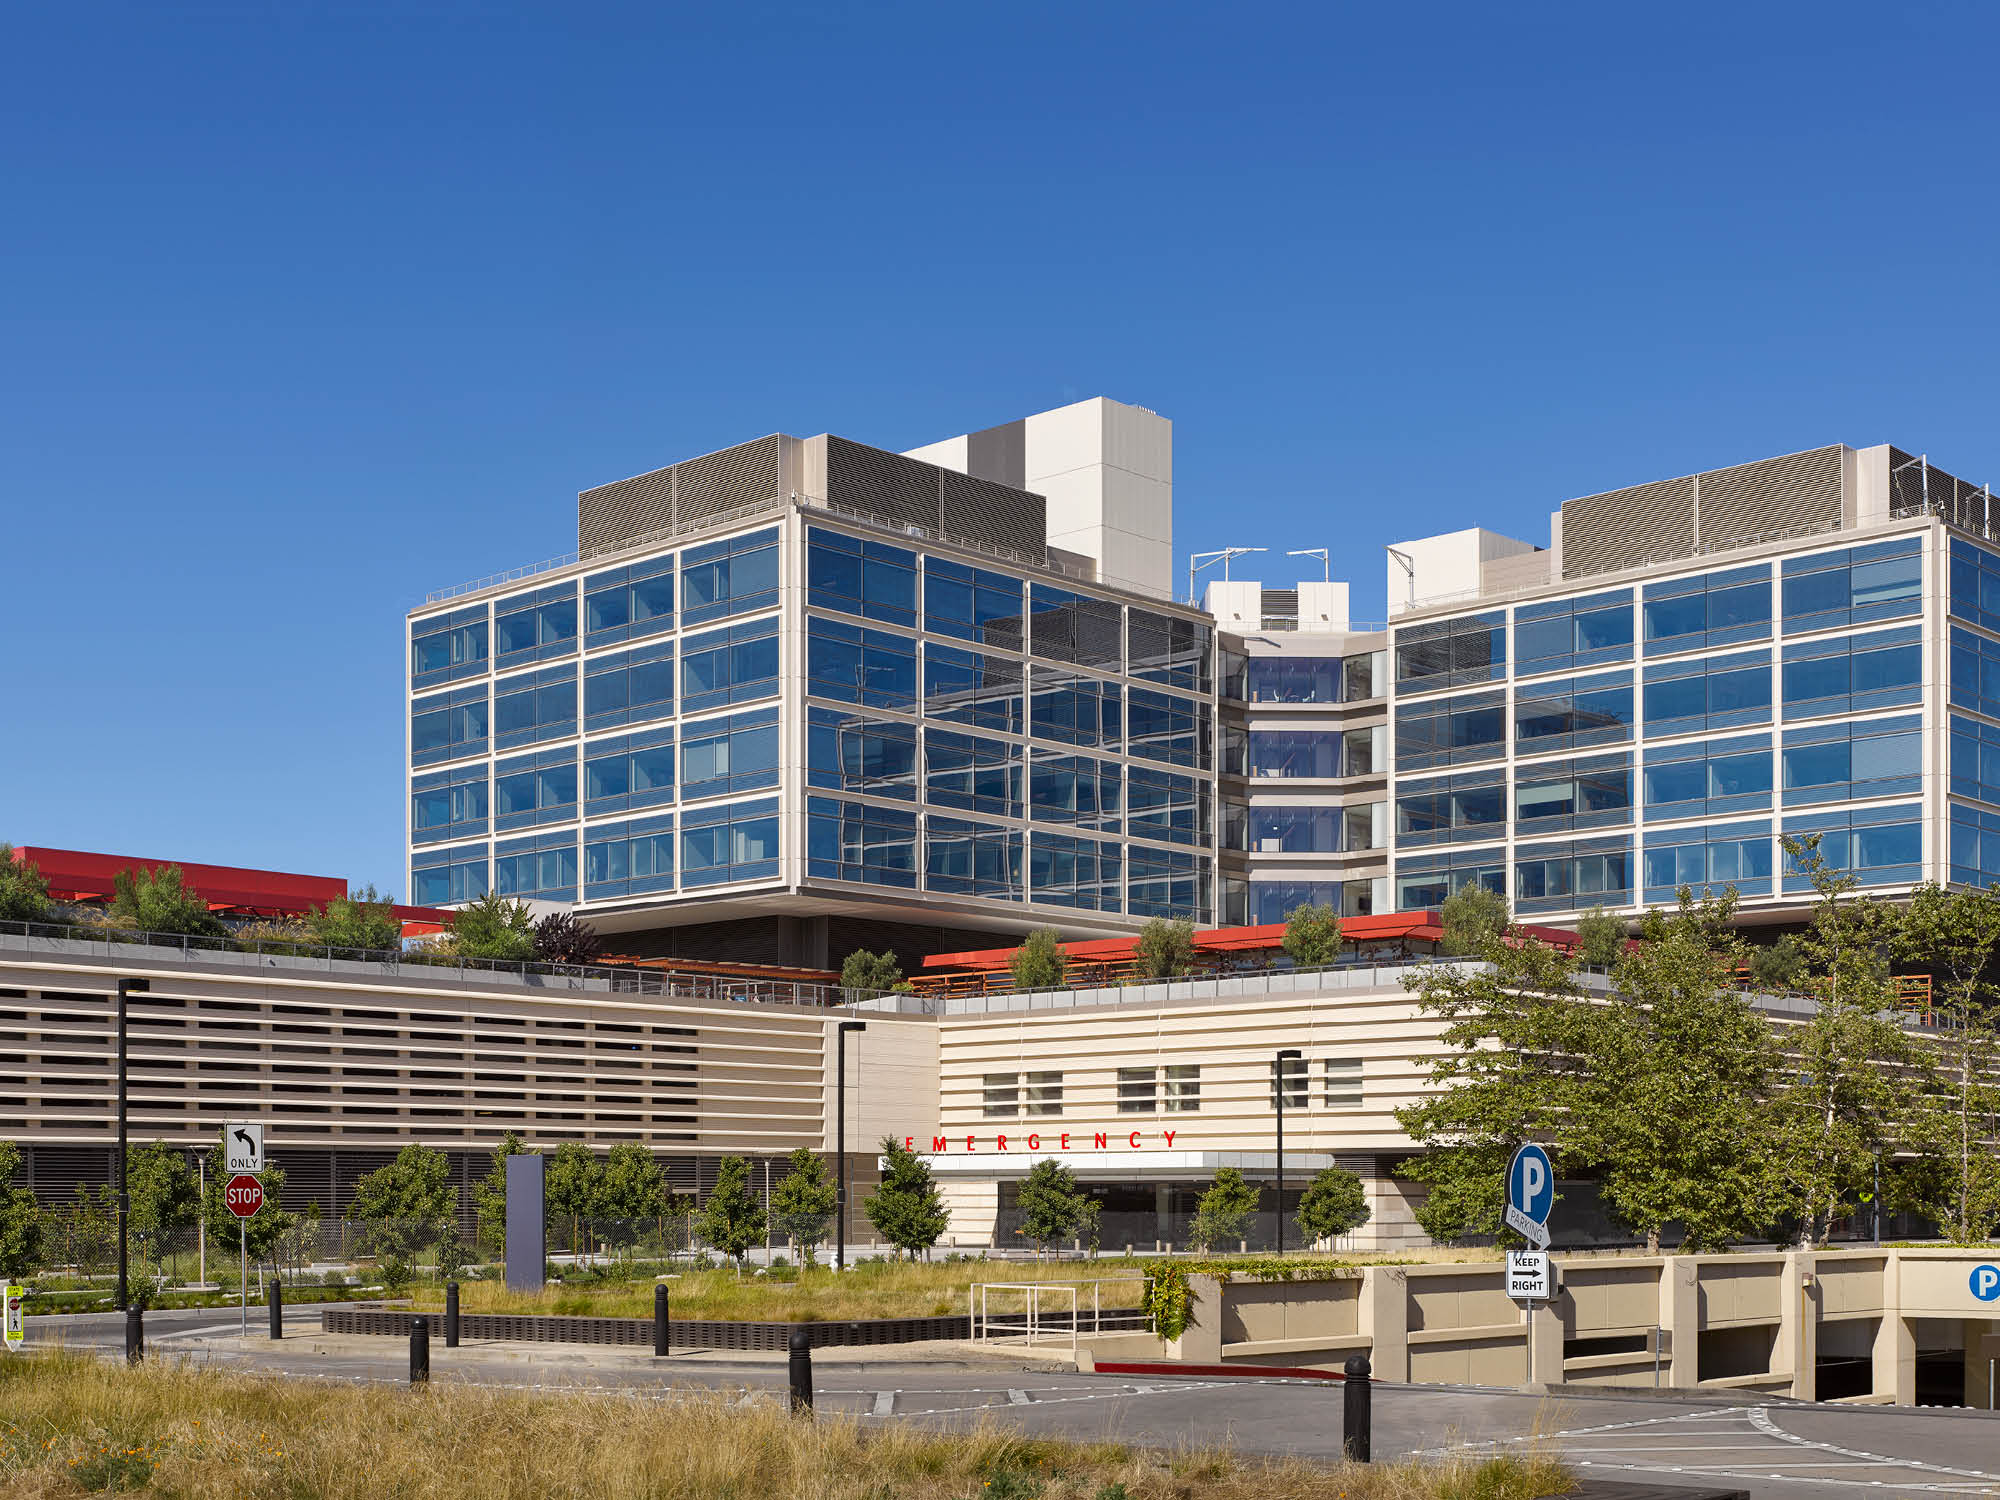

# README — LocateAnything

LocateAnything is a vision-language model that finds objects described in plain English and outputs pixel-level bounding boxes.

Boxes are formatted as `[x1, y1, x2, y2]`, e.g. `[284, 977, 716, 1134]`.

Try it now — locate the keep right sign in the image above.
[1506, 1250, 1553, 1302]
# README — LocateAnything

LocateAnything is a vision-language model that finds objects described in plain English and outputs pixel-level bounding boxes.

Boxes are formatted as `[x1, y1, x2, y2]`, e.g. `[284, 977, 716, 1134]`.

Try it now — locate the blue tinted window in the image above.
[1395, 690, 1504, 771]
[1782, 804, 1922, 891]
[1515, 590, 1632, 676]
[1128, 607, 1213, 692]
[1782, 627, 1922, 720]
[1127, 688, 1211, 769]
[1950, 714, 2000, 807]
[1029, 669, 1120, 748]
[1511, 755, 1631, 837]
[494, 584, 579, 669]
[680, 796, 780, 887]
[1249, 729, 1355, 778]
[1642, 734, 1773, 819]
[1029, 585, 1123, 671]
[411, 685, 489, 767]
[1780, 715, 1922, 807]
[583, 640, 675, 732]
[682, 618, 780, 712]
[1781, 539, 1921, 633]
[681, 708, 781, 800]
[1395, 611, 1505, 692]
[493, 830, 578, 901]
[925, 644, 1024, 734]
[584, 554, 674, 647]
[1950, 539, 2000, 635]
[681, 527, 779, 626]
[806, 618, 917, 710]
[1251, 878, 1374, 923]
[411, 842, 488, 906]
[1513, 671, 1633, 752]
[1643, 820, 1772, 903]
[807, 708, 918, 799]
[1643, 564, 1774, 656]
[583, 813, 676, 900]
[1029, 754, 1120, 831]
[924, 556, 1024, 649]
[583, 726, 675, 818]
[1396, 768, 1507, 847]
[411, 764, 488, 845]
[806, 797, 917, 889]
[1394, 849, 1504, 912]
[1127, 765, 1207, 847]
[1127, 846, 1211, 921]
[806, 528, 917, 627]
[925, 729, 1022, 817]
[1642, 650, 1772, 736]
[493, 747, 579, 832]
[1951, 801, 2000, 886]
[411, 607, 489, 689]
[493, 666, 578, 751]
[1029, 833, 1122, 912]
[925, 816, 1023, 900]
[1513, 837, 1632, 915]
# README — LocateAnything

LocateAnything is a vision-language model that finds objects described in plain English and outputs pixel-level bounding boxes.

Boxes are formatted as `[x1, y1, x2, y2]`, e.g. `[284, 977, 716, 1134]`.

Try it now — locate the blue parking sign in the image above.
[1971, 1265, 2000, 1302]
[1509, 1143, 1554, 1225]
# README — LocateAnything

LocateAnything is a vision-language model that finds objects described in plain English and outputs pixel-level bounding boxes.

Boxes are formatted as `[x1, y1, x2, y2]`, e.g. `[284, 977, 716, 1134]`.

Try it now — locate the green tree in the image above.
[450, 890, 537, 962]
[1569, 892, 1783, 1251]
[306, 885, 402, 953]
[346, 1144, 457, 1260]
[0, 846, 53, 925]
[473, 1133, 528, 1259]
[126, 1141, 200, 1275]
[1133, 919, 1196, 980]
[1296, 1164, 1371, 1246]
[1016, 1158, 1090, 1255]
[839, 949, 903, 994]
[1394, 933, 1586, 1243]
[1895, 883, 2000, 1241]
[1281, 903, 1344, 969]
[696, 1155, 766, 1268]
[597, 1143, 670, 1222]
[1009, 928, 1069, 990]
[544, 1141, 602, 1257]
[110, 865, 226, 938]
[1189, 1167, 1261, 1251]
[1749, 935, 1807, 992]
[1768, 837, 1925, 1248]
[1574, 906, 1625, 969]
[770, 1147, 836, 1263]
[864, 1137, 950, 1260]
[201, 1146, 292, 1267]
[0, 1140, 43, 1278]
[1439, 883, 1509, 957]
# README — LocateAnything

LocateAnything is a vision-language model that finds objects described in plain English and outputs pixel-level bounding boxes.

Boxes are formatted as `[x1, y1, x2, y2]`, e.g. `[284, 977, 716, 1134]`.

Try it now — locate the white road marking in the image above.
[1007, 1388, 1031, 1405]
[872, 1390, 894, 1416]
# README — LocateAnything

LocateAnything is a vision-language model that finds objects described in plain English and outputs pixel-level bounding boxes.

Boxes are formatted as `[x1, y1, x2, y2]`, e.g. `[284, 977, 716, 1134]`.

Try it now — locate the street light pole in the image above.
[114, 977, 148, 1311]
[1275, 1049, 1302, 1255]
[835, 1021, 866, 1271]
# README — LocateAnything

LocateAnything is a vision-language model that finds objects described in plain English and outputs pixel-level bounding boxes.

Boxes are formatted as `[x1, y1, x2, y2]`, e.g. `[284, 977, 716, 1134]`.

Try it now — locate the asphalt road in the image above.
[28, 1309, 2000, 1500]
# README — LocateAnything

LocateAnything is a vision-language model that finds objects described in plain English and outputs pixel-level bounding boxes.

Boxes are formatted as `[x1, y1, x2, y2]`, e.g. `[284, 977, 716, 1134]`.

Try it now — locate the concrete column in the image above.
[1873, 1251, 1916, 1405]
[1359, 1265, 1409, 1382]
[1962, 1319, 1998, 1411]
[1167, 1274, 1224, 1363]
[1658, 1255, 1699, 1388]
[1527, 1298, 1564, 1391]
[1780, 1251, 1819, 1401]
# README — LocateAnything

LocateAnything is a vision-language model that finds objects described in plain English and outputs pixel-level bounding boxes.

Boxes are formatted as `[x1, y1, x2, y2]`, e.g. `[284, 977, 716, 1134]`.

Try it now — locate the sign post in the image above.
[4, 1284, 23, 1352]
[1505, 1142, 1557, 1340]
[225, 1168, 265, 1338]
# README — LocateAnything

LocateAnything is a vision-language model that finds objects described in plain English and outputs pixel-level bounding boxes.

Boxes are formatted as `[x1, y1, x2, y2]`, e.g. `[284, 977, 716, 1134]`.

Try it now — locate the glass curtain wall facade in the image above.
[1388, 528, 1938, 917]
[409, 512, 1218, 927]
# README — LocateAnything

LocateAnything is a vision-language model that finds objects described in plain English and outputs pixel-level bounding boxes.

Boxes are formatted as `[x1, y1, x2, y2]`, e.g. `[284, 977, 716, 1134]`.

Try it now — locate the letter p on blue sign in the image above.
[1971, 1264, 2000, 1302]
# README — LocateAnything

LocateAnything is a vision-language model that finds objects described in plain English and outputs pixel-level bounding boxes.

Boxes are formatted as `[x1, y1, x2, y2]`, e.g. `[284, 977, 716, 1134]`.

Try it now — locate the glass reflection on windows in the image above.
[494, 830, 578, 902]
[1780, 715, 1922, 807]
[584, 814, 675, 900]
[807, 797, 918, 888]
[1030, 669, 1120, 749]
[494, 748, 578, 832]
[808, 708, 918, 800]
[925, 729, 1023, 818]
[1513, 671, 1634, 752]
[924, 557, 1025, 650]
[411, 607, 488, 688]
[1393, 611, 1505, 692]
[411, 843, 488, 906]
[1514, 590, 1633, 677]
[681, 796, 780, 887]
[1029, 584, 1123, 671]
[411, 685, 489, 767]
[494, 666, 578, 751]
[583, 640, 674, 732]
[1643, 820, 1772, 902]
[681, 708, 780, 800]
[1395, 690, 1504, 771]
[681, 527, 779, 626]
[682, 618, 779, 712]
[1395, 769, 1505, 847]
[1642, 564, 1772, 657]
[583, 555, 674, 647]
[924, 644, 1024, 734]
[926, 816, 1023, 900]
[1029, 832, 1121, 911]
[1781, 627, 1921, 720]
[1780, 538, 1920, 634]
[583, 728, 675, 817]
[411, 764, 488, 845]
[495, 585, 578, 668]
[1781, 804, 1921, 891]
[1029, 754, 1120, 831]
[1642, 651, 1772, 737]
[806, 619, 917, 710]
[1127, 688, 1210, 769]
[806, 528, 917, 628]
[1642, 734, 1773, 820]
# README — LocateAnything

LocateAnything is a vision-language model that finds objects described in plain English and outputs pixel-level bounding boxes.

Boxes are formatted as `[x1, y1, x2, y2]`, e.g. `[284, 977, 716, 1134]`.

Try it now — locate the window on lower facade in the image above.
[806, 798, 918, 888]
[925, 816, 1023, 900]
[1249, 879, 1376, 924]
[1513, 670, 1634, 753]
[1270, 1054, 1308, 1110]
[1324, 1058, 1363, 1110]
[1781, 805, 1922, 892]
[582, 815, 675, 900]
[1951, 801, 2000, 886]
[1780, 715, 1922, 807]
[925, 643, 1025, 734]
[807, 617, 918, 710]
[1127, 765, 1207, 847]
[493, 832, 578, 902]
[1164, 1063, 1200, 1112]
[1511, 755, 1632, 838]
[925, 729, 1023, 817]
[1512, 837, 1632, 915]
[493, 749, 578, 833]
[1024, 1071, 1063, 1117]
[1126, 687, 1210, 769]
[680, 797, 780, 887]
[411, 686, 489, 768]
[583, 640, 675, 732]
[1952, 714, 2000, 806]
[1127, 848, 1211, 922]
[983, 1073, 1019, 1117]
[412, 765, 488, 845]
[1781, 626, 1923, 720]
[1029, 669, 1121, 748]
[411, 844, 488, 907]
[1116, 1067, 1156, 1113]
[808, 708, 918, 799]
[1642, 650, 1773, 737]
[494, 666, 578, 751]
[1027, 833, 1121, 912]
[1642, 821, 1773, 903]
[1396, 770, 1506, 847]
[1394, 690, 1504, 772]
[582, 728, 675, 817]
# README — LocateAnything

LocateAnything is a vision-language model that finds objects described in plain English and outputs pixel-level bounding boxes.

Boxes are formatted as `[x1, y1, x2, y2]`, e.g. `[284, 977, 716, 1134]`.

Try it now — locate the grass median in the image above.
[0, 1354, 1568, 1500]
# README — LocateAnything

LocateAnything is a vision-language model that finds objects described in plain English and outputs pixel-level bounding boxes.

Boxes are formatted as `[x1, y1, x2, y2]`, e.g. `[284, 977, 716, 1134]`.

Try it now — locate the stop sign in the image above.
[225, 1174, 264, 1219]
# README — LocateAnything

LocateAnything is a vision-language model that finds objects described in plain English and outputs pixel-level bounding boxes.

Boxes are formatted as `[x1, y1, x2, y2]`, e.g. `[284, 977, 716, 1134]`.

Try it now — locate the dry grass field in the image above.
[0, 1354, 1568, 1500]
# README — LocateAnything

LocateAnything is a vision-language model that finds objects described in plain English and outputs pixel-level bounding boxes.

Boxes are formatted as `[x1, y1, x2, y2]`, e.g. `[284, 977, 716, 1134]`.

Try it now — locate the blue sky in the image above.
[4, 3, 1998, 894]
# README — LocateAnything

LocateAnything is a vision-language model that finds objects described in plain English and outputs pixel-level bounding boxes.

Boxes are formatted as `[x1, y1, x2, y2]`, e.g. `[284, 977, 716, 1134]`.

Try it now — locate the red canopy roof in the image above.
[9, 846, 452, 928]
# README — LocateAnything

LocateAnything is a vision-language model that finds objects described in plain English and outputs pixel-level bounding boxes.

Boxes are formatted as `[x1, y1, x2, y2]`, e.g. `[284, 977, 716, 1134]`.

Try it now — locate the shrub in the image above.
[1749, 934, 1807, 991]
[307, 884, 403, 953]
[450, 891, 536, 961]
[109, 865, 227, 938]
[1280, 902, 1343, 968]
[696, 1156, 766, 1268]
[1574, 906, 1625, 969]
[1009, 928, 1068, 990]
[532, 911, 600, 965]
[1439, 883, 1509, 956]
[864, 1137, 950, 1259]
[1015, 1158, 1091, 1255]
[0, 845, 53, 924]
[1296, 1164, 1372, 1244]
[839, 948, 903, 994]
[1188, 1167, 1260, 1251]
[1133, 918, 1196, 979]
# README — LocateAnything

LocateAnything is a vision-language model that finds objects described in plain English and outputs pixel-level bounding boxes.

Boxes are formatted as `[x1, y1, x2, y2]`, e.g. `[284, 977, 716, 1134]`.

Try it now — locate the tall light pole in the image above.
[1275, 1048, 1302, 1255]
[114, 977, 149, 1310]
[835, 1020, 866, 1271]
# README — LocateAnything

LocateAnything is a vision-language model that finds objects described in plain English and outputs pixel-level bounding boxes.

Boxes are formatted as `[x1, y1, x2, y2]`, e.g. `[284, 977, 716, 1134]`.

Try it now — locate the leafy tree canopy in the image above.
[110, 865, 227, 938]
[533, 911, 601, 965]
[450, 890, 537, 962]
[597, 1142, 671, 1221]
[1281, 903, 1343, 969]
[840, 949, 903, 994]
[1573, 906, 1625, 969]
[770, 1147, 836, 1258]
[306, 885, 402, 953]
[0, 1139, 42, 1278]
[865, 1136, 950, 1259]
[1189, 1166, 1261, 1251]
[1296, 1165, 1371, 1245]
[1439, 883, 1508, 957]
[0, 845, 53, 925]
[1016, 1158, 1091, 1254]
[1009, 928, 1068, 990]
[696, 1155, 767, 1265]
[1134, 919, 1197, 980]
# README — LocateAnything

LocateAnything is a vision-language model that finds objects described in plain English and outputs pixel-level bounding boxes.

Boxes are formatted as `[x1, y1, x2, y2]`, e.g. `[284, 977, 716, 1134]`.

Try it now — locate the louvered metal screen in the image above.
[939, 469, 1047, 561]
[579, 466, 674, 558]
[1694, 446, 1842, 551]
[824, 436, 942, 529]
[672, 436, 784, 527]
[1561, 476, 1697, 578]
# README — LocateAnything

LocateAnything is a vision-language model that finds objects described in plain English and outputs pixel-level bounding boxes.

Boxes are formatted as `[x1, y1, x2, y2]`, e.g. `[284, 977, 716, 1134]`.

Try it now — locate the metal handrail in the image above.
[0, 916, 888, 1012]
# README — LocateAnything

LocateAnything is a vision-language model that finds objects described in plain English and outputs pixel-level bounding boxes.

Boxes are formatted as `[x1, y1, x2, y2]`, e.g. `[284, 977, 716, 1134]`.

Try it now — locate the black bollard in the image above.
[445, 1281, 460, 1348]
[124, 1305, 144, 1365]
[410, 1314, 431, 1385]
[269, 1277, 283, 1340]
[654, 1284, 670, 1358]
[788, 1324, 813, 1415]
[1342, 1354, 1372, 1463]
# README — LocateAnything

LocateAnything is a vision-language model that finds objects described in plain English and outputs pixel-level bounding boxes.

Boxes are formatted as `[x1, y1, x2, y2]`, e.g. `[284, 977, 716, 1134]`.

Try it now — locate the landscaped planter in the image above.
[322, 1304, 1141, 1349]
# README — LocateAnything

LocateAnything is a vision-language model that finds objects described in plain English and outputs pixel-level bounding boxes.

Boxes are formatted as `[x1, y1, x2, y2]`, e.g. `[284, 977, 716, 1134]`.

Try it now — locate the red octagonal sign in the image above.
[225, 1174, 264, 1219]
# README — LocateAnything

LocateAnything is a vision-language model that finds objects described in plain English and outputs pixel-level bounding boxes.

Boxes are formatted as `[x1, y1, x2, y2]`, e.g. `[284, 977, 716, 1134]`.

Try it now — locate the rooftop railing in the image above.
[0, 918, 887, 1012]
